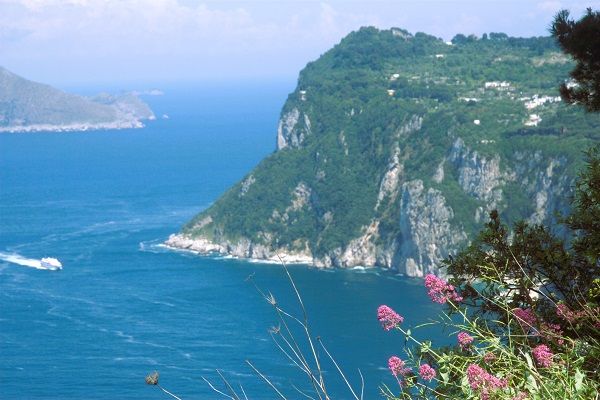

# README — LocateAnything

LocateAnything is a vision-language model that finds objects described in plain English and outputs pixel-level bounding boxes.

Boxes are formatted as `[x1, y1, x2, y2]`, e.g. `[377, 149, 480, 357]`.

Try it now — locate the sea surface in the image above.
[0, 82, 447, 399]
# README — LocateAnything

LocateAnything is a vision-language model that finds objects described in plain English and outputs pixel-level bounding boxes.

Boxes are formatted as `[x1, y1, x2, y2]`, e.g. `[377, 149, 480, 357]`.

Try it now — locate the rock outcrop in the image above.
[449, 138, 513, 211]
[276, 108, 312, 150]
[396, 180, 468, 276]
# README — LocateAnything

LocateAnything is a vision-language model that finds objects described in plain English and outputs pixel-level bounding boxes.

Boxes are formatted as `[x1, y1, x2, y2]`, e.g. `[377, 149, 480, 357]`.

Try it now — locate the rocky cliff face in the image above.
[170, 129, 575, 275]
[396, 180, 468, 276]
[276, 108, 312, 150]
[449, 138, 512, 213]
[169, 159, 574, 275]
[168, 27, 598, 275]
[515, 151, 572, 226]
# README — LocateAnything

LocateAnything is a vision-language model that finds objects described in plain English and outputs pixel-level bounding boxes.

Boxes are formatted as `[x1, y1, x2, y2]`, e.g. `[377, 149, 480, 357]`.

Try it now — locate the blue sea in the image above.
[0, 82, 445, 399]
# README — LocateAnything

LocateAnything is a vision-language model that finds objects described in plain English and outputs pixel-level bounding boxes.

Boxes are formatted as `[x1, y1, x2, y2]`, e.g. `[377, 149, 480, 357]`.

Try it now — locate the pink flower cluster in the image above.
[377, 305, 403, 331]
[457, 331, 474, 350]
[555, 303, 598, 324]
[466, 364, 507, 400]
[424, 274, 463, 304]
[532, 344, 554, 368]
[388, 356, 411, 378]
[556, 303, 578, 322]
[512, 308, 536, 331]
[513, 308, 566, 345]
[512, 392, 529, 400]
[418, 364, 436, 381]
[540, 322, 564, 345]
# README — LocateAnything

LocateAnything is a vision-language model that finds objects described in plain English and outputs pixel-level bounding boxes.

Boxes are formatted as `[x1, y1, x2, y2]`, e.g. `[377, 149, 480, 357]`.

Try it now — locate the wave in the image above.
[138, 240, 174, 254]
[0, 251, 61, 271]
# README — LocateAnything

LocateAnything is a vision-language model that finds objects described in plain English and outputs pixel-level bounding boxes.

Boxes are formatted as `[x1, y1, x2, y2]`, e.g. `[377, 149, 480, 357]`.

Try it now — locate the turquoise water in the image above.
[0, 83, 444, 399]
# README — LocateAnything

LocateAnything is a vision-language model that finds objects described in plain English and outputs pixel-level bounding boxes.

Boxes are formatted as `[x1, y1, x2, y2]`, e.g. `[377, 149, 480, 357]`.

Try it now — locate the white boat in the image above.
[40, 257, 62, 270]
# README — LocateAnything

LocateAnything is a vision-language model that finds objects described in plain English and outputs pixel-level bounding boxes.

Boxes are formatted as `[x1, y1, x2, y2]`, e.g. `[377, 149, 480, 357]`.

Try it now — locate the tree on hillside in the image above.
[551, 8, 600, 112]
[566, 145, 600, 266]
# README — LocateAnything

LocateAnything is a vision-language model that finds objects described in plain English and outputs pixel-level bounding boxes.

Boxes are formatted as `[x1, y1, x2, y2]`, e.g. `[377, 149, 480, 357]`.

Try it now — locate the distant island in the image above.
[0, 67, 155, 133]
[167, 27, 600, 276]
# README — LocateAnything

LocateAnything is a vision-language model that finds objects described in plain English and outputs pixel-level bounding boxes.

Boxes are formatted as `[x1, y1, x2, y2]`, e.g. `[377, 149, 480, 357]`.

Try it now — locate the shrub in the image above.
[377, 272, 600, 399]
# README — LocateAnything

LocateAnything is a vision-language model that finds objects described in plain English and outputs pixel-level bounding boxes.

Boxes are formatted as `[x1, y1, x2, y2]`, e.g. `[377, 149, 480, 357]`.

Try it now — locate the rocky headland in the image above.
[0, 67, 154, 133]
[166, 27, 599, 276]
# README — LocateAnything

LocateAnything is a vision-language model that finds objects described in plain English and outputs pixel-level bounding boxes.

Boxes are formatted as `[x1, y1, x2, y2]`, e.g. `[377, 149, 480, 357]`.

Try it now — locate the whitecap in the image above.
[152, 300, 176, 308]
[138, 240, 172, 254]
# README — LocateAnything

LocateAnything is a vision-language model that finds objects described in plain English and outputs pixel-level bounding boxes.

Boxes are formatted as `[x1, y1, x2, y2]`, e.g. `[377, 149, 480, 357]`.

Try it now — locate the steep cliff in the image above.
[167, 27, 600, 276]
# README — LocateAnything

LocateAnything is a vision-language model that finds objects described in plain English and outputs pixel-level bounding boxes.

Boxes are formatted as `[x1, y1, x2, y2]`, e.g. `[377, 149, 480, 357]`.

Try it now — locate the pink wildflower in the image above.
[388, 356, 411, 377]
[512, 392, 528, 400]
[512, 308, 536, 331]
[532, 344, 554, 368]
[457, 331, 474, 350]
[466, 364, 507, 400]
[555, 303, 591, 324]
[424, 274, 463, 304]
[540, 322, 565, 345]
[377, 305, 403, 331]
[556, 303, 577, 322]
[418, 364, 436, 381]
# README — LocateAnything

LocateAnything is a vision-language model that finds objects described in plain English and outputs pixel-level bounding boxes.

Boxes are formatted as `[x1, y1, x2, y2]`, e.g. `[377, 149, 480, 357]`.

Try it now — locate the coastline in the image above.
[0, 119, 147, 133]
[164, 233, 316, 265]
[163, 234, 441, 277]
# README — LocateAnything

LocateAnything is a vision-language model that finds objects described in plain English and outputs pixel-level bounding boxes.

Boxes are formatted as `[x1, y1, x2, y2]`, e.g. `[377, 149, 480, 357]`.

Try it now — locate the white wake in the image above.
[0, 252, 61, 271]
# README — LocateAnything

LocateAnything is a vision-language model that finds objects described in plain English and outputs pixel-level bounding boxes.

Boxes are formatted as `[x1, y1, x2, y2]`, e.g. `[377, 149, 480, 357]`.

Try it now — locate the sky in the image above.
[0, 0, 597, 86]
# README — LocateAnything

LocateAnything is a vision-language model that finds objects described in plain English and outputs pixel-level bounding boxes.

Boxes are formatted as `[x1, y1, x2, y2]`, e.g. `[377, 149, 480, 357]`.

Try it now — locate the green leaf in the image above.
[524, 353, 535, 370]
[414, 322, 437, 329]
[525, 372, 539, 392]
[440, 371, 450, 384]
[460, 374, 470, 393]
[574, 369, 585, 392]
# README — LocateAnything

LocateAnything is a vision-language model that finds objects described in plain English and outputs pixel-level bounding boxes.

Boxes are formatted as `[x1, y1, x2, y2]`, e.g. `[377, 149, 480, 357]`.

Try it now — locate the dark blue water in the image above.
[0, 83, 444, 399]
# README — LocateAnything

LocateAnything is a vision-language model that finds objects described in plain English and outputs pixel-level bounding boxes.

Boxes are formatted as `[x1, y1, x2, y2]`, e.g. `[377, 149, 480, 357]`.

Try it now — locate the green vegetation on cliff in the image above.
[179, 27, 600, 274]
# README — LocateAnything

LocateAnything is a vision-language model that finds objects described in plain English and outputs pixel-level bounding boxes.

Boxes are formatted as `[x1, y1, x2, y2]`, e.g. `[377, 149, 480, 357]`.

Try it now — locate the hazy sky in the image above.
[0, 0, 596, 86]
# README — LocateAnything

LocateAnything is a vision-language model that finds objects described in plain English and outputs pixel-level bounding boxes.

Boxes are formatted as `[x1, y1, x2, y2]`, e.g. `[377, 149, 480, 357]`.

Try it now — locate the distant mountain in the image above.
[0, 67, 154, 132]
[167, 27, 600, 277]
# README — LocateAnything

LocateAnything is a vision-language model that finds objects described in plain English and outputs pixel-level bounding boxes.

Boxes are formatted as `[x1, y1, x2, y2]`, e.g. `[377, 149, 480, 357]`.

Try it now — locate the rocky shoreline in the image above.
[164, 234, 455, 277]
[164, 234, 315, 265]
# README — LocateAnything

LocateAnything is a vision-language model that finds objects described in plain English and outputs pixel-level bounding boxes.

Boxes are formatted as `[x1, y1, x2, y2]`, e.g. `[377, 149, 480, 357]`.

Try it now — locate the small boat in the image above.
[40, 257, 62, 270]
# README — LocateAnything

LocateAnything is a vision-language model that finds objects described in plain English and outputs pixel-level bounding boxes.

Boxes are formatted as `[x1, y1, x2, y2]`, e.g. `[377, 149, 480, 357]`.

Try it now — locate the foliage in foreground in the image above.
[378, 274, 600, 399]
[551, 8, 600, 112]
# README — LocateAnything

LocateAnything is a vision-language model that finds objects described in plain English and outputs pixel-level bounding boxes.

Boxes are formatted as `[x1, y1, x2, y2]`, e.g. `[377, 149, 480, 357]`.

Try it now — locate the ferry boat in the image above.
[40, 257, 62, 270]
